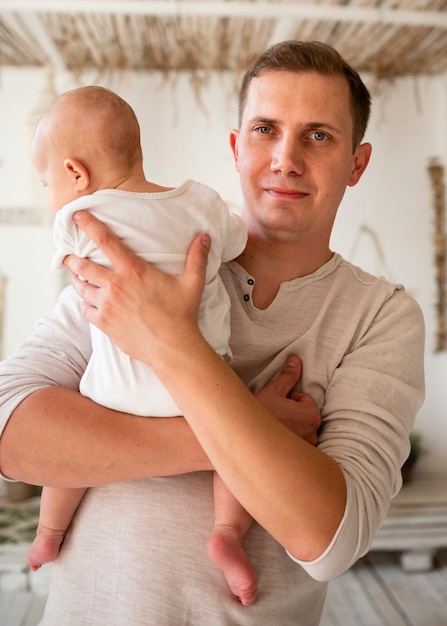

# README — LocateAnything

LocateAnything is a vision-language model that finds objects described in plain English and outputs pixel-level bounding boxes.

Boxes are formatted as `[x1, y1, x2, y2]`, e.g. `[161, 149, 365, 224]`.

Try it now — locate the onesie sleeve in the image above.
[288, 289, 425, 580]
[219, 207, 248, 262]
[0, 286, 91, 478]
[51, 205, 79, 269]
[51, 196, 97, 269]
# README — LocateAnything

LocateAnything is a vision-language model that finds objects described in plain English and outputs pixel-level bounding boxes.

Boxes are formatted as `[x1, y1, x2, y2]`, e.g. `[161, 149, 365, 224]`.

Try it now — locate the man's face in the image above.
[230, 70, 371, 244]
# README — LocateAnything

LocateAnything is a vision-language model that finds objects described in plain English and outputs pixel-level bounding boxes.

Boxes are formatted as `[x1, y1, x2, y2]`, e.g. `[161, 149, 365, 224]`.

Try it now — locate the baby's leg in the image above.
[207, 472, 257, 606]
[28, 486, 86, 571]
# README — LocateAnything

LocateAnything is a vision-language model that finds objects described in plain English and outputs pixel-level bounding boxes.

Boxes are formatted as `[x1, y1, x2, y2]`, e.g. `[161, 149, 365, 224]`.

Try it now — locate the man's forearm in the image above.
[0, 386, 211, 487]
[151, 337, 347, 562]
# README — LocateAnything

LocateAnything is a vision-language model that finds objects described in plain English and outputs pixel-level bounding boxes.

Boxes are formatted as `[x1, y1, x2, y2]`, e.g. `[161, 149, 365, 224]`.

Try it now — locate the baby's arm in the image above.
[28, 486, 86, 571]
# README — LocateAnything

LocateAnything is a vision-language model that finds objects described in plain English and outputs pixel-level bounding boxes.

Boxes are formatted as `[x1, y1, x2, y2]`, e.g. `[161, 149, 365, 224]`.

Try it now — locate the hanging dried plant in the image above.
[428, 158, 446, 352]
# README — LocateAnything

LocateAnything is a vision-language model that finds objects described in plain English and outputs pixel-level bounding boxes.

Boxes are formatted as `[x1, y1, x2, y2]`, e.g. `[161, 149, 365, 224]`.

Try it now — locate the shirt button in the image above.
[243, 294, 250, 301]
[247, 278, 254, 285]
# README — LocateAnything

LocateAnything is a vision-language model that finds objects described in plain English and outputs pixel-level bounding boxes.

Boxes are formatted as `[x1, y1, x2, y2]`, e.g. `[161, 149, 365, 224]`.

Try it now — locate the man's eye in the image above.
[311, 131, 328, 141]
[255, 126, 271, 135]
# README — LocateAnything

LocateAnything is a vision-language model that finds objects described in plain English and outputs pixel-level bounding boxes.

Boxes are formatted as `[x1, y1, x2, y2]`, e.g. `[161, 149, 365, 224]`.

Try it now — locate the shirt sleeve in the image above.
[288, 288, 425, 580]
[0, 286, 92, 478]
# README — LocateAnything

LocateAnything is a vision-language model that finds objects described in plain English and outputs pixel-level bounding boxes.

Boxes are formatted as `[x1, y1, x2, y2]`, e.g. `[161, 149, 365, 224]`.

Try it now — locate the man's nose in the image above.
[271, 137, 304, 175]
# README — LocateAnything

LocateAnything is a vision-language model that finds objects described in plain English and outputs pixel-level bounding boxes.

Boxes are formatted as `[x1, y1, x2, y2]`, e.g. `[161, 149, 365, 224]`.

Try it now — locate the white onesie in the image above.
[52, 180, 247, 416]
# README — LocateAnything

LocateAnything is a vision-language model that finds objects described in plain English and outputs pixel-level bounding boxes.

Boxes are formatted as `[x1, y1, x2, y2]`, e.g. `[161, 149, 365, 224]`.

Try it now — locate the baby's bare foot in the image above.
[27, 526, 65, 571]
[207, 525, 258, 606]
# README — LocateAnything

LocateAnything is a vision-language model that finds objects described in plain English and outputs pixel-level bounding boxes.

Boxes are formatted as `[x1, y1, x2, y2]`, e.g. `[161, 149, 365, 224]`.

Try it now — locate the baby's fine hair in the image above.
[43, 85, 142, 167]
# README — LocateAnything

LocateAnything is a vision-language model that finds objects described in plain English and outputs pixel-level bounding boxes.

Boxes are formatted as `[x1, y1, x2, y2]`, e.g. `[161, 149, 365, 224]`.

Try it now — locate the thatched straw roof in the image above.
[0, 0, 446, 80]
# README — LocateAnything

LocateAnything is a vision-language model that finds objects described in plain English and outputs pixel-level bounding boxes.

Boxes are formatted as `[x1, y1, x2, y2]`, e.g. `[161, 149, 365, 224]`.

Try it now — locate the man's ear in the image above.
[64, 158, 90, 191]
[348, 143, 372, 187]
[229, 129, 240, 172]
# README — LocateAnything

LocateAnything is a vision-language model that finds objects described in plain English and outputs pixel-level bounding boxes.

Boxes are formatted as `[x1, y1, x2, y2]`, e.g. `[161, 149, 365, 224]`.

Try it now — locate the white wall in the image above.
[0, 65, 446, 475]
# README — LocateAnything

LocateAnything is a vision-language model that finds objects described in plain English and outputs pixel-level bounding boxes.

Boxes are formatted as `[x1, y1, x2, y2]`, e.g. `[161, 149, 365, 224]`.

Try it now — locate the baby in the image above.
[27, 85, 259, 606]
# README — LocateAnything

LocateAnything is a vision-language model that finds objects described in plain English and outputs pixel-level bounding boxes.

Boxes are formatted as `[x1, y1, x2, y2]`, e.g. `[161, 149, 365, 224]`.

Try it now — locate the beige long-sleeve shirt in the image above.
[0, 253, 424, 625]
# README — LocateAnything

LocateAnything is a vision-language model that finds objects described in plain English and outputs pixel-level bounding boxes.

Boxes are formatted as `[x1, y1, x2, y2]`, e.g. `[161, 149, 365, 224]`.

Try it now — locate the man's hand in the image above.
[63, 210, 210, 362]
[256, 356, 320, 446]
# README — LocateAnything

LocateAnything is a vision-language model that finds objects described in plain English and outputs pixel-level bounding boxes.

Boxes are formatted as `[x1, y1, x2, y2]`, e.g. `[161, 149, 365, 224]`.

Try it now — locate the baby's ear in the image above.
[64, 158, 90, 191]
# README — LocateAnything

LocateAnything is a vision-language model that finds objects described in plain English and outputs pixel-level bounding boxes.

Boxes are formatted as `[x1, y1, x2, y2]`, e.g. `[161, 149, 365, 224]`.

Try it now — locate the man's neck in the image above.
[236, 235, 333, 309]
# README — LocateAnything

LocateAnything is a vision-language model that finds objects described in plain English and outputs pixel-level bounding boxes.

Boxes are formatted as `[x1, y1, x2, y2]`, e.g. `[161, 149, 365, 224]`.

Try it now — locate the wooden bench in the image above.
[370, 473, 447, 571]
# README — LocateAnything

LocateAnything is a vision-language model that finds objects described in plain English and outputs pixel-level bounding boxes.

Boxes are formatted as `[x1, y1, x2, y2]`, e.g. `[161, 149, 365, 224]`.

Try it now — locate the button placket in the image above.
[243, 277, 255, 302]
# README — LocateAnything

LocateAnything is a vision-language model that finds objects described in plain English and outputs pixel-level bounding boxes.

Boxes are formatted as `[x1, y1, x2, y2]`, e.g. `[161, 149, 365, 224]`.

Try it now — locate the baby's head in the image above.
[32, 86, 142, 211]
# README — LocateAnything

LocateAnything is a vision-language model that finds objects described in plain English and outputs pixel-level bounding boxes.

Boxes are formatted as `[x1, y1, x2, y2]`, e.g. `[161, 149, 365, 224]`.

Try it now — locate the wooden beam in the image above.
[0, 1, 446, 29]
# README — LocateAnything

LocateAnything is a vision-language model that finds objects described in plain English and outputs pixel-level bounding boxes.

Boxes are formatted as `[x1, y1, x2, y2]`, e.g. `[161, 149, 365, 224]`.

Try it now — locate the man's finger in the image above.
[72, 210, 133, 264]
[261, 356, 303, 397]
[185, 235, 211, 295]
[185, 234, 210, 272]
[276, 357, 303, 395]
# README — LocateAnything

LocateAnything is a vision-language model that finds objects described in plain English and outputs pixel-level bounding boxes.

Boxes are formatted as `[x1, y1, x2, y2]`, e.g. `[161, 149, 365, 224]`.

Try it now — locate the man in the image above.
[0, 41, 424, 625]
